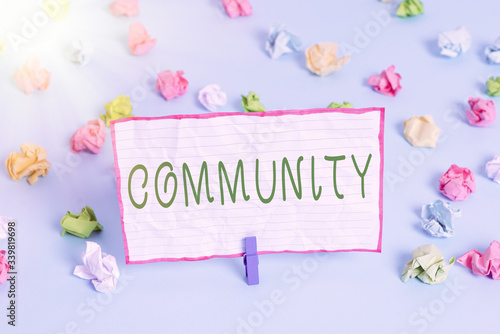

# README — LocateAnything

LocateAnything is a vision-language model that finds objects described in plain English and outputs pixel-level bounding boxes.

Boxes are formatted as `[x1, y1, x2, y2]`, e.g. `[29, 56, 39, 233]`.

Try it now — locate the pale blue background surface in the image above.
[0, 0, 499, 333]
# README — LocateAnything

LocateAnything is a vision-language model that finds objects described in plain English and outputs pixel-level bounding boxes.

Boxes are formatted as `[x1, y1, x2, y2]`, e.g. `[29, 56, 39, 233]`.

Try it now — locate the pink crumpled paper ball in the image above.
[156, 70, 188, 100]
[439, 164, 476, 201]
[0, 250, 9, 284]
[14, 58, 51, 94]
[128, 22, 156, 56]
[367, 65, 402, 97]
[458, 240, 500, 279]
[70, 119, 107, 154]
[466, 97, 496, 127]
[110, 0, 139, 17]
[222, 0, 252, 18]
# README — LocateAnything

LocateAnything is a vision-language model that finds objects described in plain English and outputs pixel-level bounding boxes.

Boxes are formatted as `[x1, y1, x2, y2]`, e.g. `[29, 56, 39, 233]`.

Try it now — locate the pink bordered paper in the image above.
[111, 108, 384, 264]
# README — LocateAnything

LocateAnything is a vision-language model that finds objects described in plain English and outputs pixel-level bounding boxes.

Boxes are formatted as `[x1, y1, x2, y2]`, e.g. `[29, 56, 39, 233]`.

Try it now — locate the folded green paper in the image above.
[486, 76, 500, 96]
[61, 206, 103, 238]
[241, 92, 266, 113]
[401, 244, 455, 284]
[327, 101, 353, 109]
[396, 0, 424, 18]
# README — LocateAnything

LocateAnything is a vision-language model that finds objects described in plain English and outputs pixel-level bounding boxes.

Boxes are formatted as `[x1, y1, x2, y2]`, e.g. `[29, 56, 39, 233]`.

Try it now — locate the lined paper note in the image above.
[111, 108, 384, 264]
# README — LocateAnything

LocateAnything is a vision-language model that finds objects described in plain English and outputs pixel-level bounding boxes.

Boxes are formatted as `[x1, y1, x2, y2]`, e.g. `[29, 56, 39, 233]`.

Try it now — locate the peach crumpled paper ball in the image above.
[5, 143, 50, 184]
[305, 42, 349, 77]
[14, 58, 51, 94]
[128, 22, 157, 55]
[110, 0, 139, 17]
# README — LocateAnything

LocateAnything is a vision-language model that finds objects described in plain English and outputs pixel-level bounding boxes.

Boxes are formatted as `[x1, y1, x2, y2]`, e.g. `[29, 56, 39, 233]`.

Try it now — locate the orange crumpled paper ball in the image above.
[5, 143, 50, 184]
[305, 42, 349, 76]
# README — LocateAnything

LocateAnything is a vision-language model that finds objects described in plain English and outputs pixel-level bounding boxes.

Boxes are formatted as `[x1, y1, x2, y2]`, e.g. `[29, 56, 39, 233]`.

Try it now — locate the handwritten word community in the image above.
[127, 154, 373, 209]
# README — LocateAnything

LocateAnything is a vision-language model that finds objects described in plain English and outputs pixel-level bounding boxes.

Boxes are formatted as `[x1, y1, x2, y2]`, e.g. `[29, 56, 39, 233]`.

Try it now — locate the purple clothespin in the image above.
[243, 236, 259, 285]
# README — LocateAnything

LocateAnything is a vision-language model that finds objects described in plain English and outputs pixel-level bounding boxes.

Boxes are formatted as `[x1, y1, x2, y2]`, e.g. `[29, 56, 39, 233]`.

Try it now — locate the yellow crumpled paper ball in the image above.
[41, 0, 70, 21]
[100, 95, 134, 127]
[5, 143, 51, 184]
[305, 42, 349, 76]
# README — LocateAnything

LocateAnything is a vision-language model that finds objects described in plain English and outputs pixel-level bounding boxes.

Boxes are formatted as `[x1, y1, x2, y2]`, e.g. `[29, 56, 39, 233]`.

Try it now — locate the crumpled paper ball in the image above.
[198, 84, 227, 112]
[73, 241, 120, 293]
[401, 244, 455, 284]
[420, 200, 461, 238]
[438, 26, 471, 58]
[61, 206, 103, 238]
[439, 164, 476, 201]
[485, 37, 500, 64]
[70, 119, 107, 154]
[14, 58, 51, 94]
[403, 115, 440, 147]
[0, 217, 13, 240]
[222, 0, 252, 18]
[156, 70, 188, 100]
[0, 251, 9, 284]
[100, 95, 134, 127]
[458, 241, 500, 279]
[128, 22, 157, 56]
[327, 101, 353, 109]
[241, 92, 265, 113]
[305, 42, 349, 77]
[486, 77, 500, 96]
[41, 0, 69, 21]
[466, 97, 496, 127]
[396, 0, 424, 18]
[68, 40, 94, 66]
[265, 23, 301, 59]
[486, 155, 500, 184]
[367, 65, 402, 97]
[110, 0, 139, 17]
[5, 143, 50, 184]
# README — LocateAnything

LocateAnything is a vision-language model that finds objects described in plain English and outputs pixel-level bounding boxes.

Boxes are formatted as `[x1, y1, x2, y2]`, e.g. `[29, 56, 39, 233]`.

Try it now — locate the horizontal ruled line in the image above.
[115, 138, 377, 151]
[114, 117, 378, 133]
[121, 200, 378, 209]
[128, 241, 375, 253]
[125, 213, 376, 224]
[126, 230, 375, 241]
[124, 224, 375, 233]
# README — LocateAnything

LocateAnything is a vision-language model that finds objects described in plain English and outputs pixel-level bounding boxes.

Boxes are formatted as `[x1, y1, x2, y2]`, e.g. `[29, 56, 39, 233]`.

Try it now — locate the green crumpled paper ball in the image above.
[396, 0, 424, 18]
[327, 101, 353, 109]
[60, 206, 103, 239]
[241, 91, 266, 113]
[486, 76, 500, 96]
[401, 244, 455, 284]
